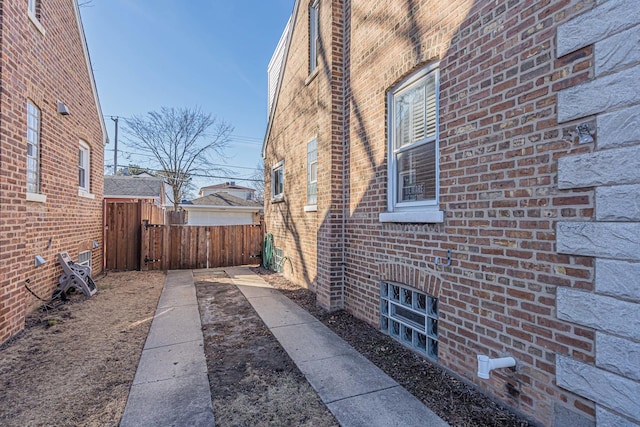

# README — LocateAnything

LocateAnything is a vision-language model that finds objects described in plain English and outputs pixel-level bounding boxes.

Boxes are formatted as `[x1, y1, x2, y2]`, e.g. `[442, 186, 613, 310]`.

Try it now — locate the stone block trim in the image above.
[557, 288, 640, 341]
[597, 406, 640, 427]
[557, 64, 640, 123]
[557, 143, 640, 189]
[554, 403, 596, 427]
[595, 259, 640, 301]
[556, 355, 640, 421]
[555, 0, 640, 421]
[596, 333, 640, 381]
[595, 24, 640, 76]
[557, 222, 640, 260]
[596, 184, 640, 221]
[598, 104, 640, 149]
[557, 0, 640, 57]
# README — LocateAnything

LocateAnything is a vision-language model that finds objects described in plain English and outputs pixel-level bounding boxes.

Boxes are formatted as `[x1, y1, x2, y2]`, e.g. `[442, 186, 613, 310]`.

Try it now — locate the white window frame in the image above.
[271, 160, 284, 202]
[26, 100, 42, 198]
[27, 0, 45, 35]
[28, 0, 37, 16]
[380, 63, 443, 224]
[309, 0, 319, 73]
[306, 139, 318, 210]
[78, 140, 91, 196]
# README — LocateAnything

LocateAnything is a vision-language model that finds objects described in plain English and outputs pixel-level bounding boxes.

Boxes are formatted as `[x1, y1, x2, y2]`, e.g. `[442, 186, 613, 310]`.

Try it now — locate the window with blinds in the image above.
[388, 65, 439, 210]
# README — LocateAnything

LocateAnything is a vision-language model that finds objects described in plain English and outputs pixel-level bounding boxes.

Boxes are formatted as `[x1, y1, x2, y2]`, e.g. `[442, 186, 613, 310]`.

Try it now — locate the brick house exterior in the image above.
[263, 0, 640, 425]
[0, 0, 107, 343]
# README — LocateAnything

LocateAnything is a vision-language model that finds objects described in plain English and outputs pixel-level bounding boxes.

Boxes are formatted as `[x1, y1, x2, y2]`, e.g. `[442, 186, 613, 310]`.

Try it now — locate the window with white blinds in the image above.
[386, 65, 440, 215]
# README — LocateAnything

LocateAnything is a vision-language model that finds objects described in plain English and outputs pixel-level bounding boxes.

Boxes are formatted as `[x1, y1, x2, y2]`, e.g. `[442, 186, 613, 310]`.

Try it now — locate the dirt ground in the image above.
[194, 270, 338, 427]
[0, 271, 164, 427]
[0, 267, 536, 427]
[252, 267, 536, 427]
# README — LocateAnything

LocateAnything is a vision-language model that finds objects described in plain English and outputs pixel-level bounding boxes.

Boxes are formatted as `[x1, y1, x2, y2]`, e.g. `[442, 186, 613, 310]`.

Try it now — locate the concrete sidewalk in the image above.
[120, 270, 215, 427]
[227, 267, 449, 427]
[121, 267, 448, 427]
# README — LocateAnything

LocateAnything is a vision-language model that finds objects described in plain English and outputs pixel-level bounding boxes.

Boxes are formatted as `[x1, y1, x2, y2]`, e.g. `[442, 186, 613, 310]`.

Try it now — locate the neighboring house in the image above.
[180, 193, 262, 226]
[0, 0, 107, 342]
[263, 1, 640, 426]
[104, 175, 167, 207]
[199, 181, 256, 201]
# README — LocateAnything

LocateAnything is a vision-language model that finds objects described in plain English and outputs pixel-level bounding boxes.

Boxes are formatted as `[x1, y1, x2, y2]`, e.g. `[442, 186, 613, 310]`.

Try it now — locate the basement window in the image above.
[77, 251, 92, 268]
[380, 282, 438, 360]
[270, 247, 286, 273]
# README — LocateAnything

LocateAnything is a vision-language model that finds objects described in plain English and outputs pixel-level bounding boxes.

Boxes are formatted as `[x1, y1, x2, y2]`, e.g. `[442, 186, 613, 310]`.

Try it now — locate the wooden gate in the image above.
[141, 223, 263, 271]
[104, 200, 165, 271]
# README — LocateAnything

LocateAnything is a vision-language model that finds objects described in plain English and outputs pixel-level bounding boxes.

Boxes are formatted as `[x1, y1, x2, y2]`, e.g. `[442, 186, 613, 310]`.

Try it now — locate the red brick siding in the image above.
[0, 0, 104, 342]
[266, 0, 598, 424]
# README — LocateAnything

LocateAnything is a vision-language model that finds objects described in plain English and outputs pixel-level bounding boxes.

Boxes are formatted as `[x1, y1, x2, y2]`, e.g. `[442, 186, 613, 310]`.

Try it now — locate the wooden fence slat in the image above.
[116, 221, 264, 272]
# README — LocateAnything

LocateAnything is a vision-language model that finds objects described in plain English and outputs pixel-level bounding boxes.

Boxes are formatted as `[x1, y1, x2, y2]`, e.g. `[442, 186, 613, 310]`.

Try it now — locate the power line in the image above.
[101, 114, 263, 144]
[104, 150, 260, 171]
[104, 165, 263, 182]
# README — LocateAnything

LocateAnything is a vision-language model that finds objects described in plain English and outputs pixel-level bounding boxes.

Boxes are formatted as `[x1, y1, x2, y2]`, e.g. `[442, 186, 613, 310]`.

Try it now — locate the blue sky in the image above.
[80, 0, 293, 192]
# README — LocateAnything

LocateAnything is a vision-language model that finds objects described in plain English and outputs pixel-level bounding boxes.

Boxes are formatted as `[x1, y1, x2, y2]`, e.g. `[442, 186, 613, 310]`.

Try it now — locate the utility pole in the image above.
[111, 116, 119, 175]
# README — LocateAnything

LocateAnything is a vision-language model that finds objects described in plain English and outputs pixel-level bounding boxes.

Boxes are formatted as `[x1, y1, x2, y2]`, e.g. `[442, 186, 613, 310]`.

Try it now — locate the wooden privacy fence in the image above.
[141, 223, 263, 271]
[104, 200, 165, 271]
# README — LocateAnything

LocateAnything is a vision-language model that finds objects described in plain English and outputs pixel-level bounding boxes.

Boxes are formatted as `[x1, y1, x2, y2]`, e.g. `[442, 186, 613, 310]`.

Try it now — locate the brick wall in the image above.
[0, 0, 105, 343]
[264, 0, 636, 425]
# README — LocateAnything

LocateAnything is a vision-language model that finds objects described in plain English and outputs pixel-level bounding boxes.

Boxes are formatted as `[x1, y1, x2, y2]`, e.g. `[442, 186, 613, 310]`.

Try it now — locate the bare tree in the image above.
[124, 107, 233, 210]
[250, 160, 265, 202]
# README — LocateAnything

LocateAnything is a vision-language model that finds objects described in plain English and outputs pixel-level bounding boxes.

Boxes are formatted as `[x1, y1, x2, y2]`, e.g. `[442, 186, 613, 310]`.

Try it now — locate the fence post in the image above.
[162, 224, 170, 271]
[140, 220, 149, 271]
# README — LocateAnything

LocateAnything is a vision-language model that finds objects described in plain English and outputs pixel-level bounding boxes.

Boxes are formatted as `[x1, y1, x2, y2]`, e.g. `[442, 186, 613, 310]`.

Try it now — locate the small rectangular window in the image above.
[307, 139, 318, 206]
[79, 140, 90, 193]
[309, 0, 319, 72]
[271, 160, 284, 201]
[77, 251, 92, 268]
[26, 101, 41, 194]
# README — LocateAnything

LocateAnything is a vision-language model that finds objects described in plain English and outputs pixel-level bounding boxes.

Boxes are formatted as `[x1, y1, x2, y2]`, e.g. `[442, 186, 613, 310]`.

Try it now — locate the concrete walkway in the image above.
[120, 270, 215, 427]
[227, 267, 448, 427]
[121, 267, 448, 427]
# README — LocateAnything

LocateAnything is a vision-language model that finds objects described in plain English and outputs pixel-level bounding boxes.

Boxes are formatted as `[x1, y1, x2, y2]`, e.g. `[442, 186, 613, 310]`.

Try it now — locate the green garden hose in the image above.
[263, 233, 274, 269]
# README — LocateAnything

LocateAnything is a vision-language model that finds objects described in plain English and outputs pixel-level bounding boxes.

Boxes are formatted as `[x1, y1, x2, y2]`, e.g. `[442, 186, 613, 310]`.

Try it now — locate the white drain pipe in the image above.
[477, 355, 516, 379]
